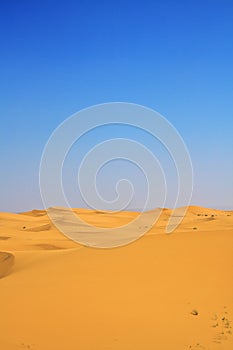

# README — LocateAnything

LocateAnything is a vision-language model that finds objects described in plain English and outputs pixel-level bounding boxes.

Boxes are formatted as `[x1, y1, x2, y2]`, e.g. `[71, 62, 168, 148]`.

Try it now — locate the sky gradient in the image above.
[1, 0, 233, 212]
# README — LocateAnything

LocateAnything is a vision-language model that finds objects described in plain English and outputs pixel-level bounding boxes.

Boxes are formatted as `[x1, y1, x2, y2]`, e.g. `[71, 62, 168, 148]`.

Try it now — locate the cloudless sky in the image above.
[0, 0, 233, 212]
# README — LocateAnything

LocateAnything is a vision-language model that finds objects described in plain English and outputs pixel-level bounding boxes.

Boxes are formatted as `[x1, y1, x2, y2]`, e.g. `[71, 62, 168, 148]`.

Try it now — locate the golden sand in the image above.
[0, 206, 232, 349]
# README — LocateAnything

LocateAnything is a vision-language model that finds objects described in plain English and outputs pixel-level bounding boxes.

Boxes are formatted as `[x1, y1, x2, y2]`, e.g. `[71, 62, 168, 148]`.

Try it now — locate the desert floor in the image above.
[0, 206, 232, 350]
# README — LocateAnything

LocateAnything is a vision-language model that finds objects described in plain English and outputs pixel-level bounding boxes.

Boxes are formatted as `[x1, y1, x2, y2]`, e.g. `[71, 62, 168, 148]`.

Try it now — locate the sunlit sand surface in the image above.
[0, 206, 232, 349]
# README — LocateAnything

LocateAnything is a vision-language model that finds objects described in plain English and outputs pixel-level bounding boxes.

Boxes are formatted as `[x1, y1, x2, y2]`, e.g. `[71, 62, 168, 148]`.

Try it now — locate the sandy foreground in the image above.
[0, 206, 232, 350]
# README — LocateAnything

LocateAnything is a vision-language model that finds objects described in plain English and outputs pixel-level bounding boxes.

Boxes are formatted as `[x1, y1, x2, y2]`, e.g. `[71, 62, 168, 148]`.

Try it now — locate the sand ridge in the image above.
[0, 252, 14, 278]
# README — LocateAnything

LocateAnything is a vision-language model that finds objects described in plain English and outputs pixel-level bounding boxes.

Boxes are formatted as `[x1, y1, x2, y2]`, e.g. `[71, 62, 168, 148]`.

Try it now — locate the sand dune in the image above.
[0, 206, 232, 349]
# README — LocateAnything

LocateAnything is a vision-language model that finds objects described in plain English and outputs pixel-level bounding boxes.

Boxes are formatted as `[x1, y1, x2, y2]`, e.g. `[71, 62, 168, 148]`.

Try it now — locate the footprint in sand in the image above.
[19, 343, 35, 349]
[211, 308, 232, 344]
[185, 343, 206, 349]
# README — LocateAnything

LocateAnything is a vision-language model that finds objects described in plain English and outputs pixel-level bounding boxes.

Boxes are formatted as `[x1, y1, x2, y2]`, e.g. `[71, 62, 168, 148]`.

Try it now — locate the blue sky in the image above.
[0, 0, 233, 212]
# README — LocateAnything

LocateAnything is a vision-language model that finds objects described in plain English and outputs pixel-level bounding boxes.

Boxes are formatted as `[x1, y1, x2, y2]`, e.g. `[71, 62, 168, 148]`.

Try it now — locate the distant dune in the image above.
[0, 206, 232, 349]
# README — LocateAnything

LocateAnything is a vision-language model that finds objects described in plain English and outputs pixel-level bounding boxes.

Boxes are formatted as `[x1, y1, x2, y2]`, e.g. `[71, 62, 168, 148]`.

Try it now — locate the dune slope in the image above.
[0, 252, 14, 278]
